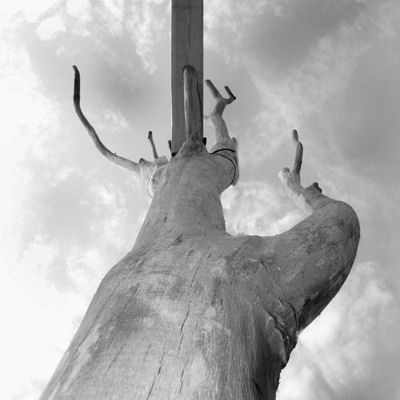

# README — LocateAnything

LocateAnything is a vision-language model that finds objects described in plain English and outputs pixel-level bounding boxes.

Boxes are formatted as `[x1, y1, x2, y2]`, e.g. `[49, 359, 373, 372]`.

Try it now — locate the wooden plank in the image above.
[171, 0, 203, 154]
[183, 65, 203, 142]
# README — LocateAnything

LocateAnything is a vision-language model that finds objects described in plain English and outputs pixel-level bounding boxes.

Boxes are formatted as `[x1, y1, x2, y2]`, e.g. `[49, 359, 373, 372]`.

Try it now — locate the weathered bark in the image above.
[40, 67, 359, 400]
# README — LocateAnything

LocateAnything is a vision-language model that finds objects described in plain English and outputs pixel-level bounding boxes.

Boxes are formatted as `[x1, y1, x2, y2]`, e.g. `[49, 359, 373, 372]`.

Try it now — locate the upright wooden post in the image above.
[171, 0, 203, 155]
[39, 1, 360, 397]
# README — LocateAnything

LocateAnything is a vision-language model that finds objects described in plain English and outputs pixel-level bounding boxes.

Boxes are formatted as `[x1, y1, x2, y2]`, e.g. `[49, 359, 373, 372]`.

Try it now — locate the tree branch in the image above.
[269, 129, 360, 331]
[72, 65, 140, 173]
[205, 79, 237, 149]
[278, 130, 326, 213]
[205, 79, 236, 120]
[204, 79, 239, 187]
[243, 129, 360, 348]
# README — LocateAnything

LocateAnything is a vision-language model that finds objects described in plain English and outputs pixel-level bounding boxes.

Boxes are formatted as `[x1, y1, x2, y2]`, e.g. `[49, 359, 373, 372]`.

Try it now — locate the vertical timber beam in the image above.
[171, 0, 203, 155]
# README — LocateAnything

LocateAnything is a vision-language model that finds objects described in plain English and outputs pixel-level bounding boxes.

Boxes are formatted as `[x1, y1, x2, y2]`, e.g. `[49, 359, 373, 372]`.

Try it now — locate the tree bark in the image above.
[40, 142, 359, 400]
[41, 68, 359, 400]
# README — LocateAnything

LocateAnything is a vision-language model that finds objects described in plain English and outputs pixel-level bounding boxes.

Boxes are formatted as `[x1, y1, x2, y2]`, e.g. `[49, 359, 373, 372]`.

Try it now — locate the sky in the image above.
[1, 0, 400, 399]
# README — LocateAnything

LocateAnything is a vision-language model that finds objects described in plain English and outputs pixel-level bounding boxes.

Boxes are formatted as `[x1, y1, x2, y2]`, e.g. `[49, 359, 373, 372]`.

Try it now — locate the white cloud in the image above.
[50, 166, 76, 186]
[0, 21, 62, 246]
[65, 0, 92, 24]
[249, 15, 372, 163]
[98, 0, 125, 36]
[204, 0, 400, 168]
[34, 0, 169, 74]
[278, 261, 398, 400]
[126, 0, 169, 73]
[0, 21, 78, 400]
[89, 181, 147, 250]
[1, 1, 399, 399]
[222, 181, 306, 236]
[205, 0, 269, 52]
[0, 246, 92, 400]
[104, 109, 130, 131]
[0, 0, 63, 23]
[36, 15, 66, 41]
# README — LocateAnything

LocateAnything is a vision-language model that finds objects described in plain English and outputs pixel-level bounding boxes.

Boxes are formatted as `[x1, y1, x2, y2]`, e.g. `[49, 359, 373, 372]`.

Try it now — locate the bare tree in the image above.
[40, 3, 359, 399]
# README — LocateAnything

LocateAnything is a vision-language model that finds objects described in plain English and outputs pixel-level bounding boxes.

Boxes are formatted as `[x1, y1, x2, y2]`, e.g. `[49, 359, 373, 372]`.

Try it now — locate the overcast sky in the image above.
[1, 0, 400, 399]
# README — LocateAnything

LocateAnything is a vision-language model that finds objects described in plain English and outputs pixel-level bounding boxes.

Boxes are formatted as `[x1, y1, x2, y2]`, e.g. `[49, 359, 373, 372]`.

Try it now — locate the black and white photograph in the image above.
[1, 1, 399, 399]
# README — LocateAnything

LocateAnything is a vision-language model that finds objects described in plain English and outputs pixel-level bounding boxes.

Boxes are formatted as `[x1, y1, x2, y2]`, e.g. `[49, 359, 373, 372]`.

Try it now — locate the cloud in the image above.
[36, 15, 66, 41]
[204, 0, 269, 61]
[126, 0, 169, 74]
[89, 181, 147, 251]
[0, 21, 81, 400]
[205, 0, 400, 170]
[278, 261, 400, 400]
[97, 0, 125, 36]
[0, 0, 63, 23]
[221, 181, 306, 236]
[246, 6, 375, 164]
[2, 1, 399, 399]
[65, 0, 92, 24]
[103, 109, 130, 131]
[0, 19, 62, 250]
[27, 0, 169, 75]
[0, 237, 103, 400]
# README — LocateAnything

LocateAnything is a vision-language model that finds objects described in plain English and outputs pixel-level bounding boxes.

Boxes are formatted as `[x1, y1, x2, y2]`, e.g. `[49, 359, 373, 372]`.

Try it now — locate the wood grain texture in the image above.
[171, 0, 203, 154]
[183, 65, 203, 142]
[41, 8, 360, 399]
[40, 148, 359, 400]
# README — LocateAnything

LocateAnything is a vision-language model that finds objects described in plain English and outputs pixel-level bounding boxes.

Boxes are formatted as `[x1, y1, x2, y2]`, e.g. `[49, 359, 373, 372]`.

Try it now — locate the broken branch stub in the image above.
[205, 79, 238, 157]
[205, 79, 236, 118]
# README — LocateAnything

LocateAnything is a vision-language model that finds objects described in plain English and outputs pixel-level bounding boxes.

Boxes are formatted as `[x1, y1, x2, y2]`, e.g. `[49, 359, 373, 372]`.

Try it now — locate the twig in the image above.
[279, 130, 322, 212]
[147, 131, 159, 160]
[72, 65, 140, 172]
[205, 79, 236, 117]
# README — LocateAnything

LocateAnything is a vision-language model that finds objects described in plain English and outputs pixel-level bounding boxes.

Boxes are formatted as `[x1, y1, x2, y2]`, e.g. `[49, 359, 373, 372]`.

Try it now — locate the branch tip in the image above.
[147, 130, 159, 159]
[279, 129, 323, 211]
[205, 79, 222, 99]
[205, 79, 237, 118]
[73, 65, 80, 103]
[224, 86, 236, 102]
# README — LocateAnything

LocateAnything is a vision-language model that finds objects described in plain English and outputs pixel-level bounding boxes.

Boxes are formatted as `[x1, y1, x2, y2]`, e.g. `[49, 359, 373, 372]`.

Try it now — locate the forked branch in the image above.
[205, 79, 236, 118]
[205, 79, 237, 149]
[269, 129, 360, 331]
[72, 65, 140, 173]
[279, 130, 324, 212]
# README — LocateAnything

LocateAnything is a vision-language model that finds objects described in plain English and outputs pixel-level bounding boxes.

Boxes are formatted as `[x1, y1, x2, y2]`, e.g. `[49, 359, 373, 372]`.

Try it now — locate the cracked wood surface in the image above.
[41, 49, 359, 400]
[40, 136, 359, 399]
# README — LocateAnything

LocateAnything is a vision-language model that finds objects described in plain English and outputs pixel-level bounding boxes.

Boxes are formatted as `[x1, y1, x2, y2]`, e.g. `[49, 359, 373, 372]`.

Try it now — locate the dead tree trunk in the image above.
[40, 2, 359, 399]
[40, 65, 359, 399]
